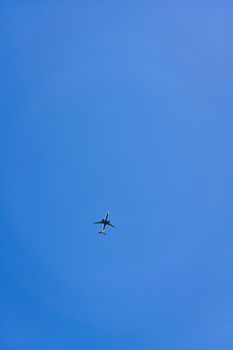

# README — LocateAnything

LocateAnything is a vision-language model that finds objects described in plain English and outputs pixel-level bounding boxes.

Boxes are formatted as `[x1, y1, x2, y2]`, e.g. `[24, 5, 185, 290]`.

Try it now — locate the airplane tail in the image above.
[98, 230, 106, 235]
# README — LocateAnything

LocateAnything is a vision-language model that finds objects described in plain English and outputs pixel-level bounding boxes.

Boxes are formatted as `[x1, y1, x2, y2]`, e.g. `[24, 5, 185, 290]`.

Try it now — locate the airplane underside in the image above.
[94, 212, 115, 235]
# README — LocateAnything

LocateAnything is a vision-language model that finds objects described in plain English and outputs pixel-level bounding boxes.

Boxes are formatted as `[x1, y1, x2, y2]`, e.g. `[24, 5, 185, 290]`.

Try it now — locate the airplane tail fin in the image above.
[98, 230, 106, 235]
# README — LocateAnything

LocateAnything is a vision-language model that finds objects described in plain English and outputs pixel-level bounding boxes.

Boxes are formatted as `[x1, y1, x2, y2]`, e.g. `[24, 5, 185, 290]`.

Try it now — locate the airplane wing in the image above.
[107, 222, 115, 228]
[93, 220, 104, 224]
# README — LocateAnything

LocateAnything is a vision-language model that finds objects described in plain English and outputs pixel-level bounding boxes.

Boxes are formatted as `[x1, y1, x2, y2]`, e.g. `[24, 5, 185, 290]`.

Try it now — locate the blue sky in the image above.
[1, 1, 233, 349]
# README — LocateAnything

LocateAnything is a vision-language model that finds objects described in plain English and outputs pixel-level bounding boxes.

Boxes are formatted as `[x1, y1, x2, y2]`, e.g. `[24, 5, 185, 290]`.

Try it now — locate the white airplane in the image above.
[93, 211, 115, 235]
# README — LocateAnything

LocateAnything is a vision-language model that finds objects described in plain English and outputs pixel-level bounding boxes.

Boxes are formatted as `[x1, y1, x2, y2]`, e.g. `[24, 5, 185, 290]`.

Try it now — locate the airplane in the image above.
[93, 211, 115, 235]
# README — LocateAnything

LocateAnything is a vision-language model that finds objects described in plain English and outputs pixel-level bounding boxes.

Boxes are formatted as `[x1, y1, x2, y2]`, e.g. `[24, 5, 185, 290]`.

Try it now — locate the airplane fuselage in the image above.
[102, 213, 109, 229]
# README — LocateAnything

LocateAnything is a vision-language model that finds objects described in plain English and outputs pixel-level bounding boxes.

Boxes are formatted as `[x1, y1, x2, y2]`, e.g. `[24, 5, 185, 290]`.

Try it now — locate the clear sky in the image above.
[1, 1, 233, 349]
